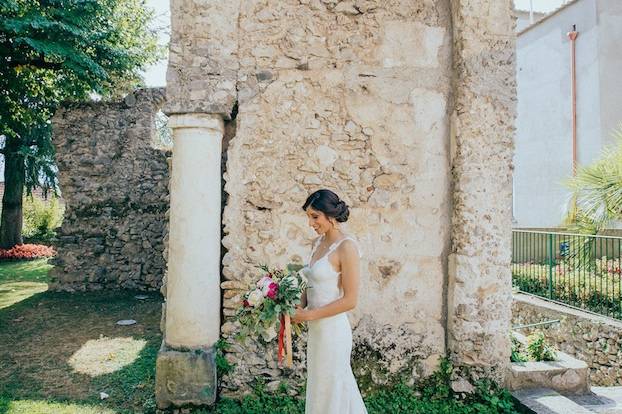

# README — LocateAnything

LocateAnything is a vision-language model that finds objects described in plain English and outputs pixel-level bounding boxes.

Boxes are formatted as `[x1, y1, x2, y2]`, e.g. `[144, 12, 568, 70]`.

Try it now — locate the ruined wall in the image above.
[165, 0, 516, 396]
[220, 0, 453, 394]
[50, 88, 170, 291]
[446, 0, 516, 386]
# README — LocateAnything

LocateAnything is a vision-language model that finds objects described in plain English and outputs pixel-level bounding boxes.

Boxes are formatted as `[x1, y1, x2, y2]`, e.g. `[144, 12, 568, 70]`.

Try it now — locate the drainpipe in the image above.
[567, 26, 579, 175]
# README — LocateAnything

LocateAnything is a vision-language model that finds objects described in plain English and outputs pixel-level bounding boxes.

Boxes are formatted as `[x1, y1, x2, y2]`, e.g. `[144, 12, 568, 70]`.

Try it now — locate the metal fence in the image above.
[512, 230, 622, 320]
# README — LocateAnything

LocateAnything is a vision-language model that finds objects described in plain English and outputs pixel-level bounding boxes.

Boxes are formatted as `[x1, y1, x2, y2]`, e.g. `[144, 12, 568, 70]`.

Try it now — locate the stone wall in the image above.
[164, 0, 516, 397]
[50, 88, 170, 291]
[512, 293, 622, 386]
[446, 0, 516, 385]
[216, 0, 454, 395]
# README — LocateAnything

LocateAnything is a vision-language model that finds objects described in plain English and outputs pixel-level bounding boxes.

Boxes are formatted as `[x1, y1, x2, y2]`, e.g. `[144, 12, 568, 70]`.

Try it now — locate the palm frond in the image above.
[565, 124, 622, 234]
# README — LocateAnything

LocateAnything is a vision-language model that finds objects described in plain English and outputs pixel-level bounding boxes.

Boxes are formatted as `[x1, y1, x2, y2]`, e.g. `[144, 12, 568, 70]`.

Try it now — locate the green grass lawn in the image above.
[0, 258, 53, 283]
[0, 259, 162, 414]
[0, 259, 52, 309]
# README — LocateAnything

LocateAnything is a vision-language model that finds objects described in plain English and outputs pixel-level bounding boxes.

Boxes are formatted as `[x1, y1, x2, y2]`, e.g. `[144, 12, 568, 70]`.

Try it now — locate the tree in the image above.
[565, 126, 622, 234]
[0, 0, 163, 248]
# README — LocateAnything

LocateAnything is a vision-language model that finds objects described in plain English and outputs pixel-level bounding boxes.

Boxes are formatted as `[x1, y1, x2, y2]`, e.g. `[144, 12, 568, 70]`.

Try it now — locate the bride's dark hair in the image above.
[302, 189, 350, 222]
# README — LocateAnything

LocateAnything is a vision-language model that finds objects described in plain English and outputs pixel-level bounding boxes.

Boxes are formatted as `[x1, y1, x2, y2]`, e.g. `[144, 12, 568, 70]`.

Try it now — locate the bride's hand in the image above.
[292, 306, 312, 323]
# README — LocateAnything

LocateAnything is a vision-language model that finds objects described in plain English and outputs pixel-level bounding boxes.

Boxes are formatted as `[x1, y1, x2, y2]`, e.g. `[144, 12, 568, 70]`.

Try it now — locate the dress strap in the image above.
[327, 236, 362, 258]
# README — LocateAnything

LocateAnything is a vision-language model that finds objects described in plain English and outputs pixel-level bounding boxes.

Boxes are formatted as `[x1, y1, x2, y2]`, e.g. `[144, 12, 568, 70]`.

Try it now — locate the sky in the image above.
[141, 0, 170, 87]
[513, 0, 569, 12]
[141, 0, 570, 87]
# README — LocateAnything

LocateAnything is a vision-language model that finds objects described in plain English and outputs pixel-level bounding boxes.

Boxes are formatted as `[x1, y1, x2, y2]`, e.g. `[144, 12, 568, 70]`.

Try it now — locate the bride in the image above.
[292, 189, 368, 414]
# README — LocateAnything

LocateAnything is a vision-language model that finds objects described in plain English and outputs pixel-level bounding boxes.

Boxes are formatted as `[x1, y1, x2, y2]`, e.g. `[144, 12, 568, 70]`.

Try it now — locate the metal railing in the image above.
[512, 230, 622, 320]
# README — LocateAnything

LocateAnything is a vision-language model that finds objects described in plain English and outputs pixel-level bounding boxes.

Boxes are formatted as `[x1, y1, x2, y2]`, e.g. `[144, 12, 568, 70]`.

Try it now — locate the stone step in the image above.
[567, 386, 622, 413]
[512, 388, 594, 414]
[507, 332, 590, 395]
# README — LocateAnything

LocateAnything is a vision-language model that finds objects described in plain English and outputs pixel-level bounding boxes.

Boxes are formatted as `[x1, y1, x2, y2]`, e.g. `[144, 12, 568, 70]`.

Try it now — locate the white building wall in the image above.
[515, 0, 604, 228]
[597, 0, 622, 147]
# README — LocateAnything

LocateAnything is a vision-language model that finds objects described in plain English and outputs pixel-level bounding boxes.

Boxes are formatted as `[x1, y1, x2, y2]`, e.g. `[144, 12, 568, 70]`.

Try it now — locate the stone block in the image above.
[155, 343, 217, 409]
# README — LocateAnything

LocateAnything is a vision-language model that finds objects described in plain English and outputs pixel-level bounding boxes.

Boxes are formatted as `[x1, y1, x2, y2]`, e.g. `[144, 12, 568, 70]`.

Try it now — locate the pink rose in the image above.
[265, 282, 278, 299]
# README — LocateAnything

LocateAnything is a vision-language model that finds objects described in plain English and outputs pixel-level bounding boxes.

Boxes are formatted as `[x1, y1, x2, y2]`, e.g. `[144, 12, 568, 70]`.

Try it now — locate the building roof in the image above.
[515, 8, 547, 17]
[518, 0, 582, 36]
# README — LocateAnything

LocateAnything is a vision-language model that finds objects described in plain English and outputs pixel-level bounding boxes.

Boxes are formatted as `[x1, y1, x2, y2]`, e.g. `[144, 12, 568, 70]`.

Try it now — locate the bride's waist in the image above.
[307, 311, 350, 327]
[307, 294, 342, 309]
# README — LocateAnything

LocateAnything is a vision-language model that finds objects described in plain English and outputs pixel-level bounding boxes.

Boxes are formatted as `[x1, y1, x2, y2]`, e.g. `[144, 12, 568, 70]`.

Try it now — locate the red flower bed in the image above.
[0, 244, 56, 260]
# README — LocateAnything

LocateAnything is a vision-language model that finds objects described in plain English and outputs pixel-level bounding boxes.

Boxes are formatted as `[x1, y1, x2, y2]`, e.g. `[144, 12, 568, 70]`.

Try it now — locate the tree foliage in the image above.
[0, 0, 163, 247]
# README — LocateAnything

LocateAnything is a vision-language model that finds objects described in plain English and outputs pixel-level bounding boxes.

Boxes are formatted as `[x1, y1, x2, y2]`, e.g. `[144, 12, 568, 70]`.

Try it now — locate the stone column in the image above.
[446, 0, 516, 388]
[156, 113, 224, 408]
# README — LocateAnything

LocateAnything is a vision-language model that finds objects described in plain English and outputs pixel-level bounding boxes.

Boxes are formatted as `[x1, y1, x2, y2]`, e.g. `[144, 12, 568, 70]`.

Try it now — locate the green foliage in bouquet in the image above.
[234, 263, 307, 345]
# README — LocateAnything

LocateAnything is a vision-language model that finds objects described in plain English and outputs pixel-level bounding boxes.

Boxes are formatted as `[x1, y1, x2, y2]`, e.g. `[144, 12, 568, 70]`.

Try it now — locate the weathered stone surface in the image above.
[351, 315, 443, 392]
[49, 88, 169, 291]
[155, 343, 217, 409]
[164, 0, 516, 398]
[513, 293, 622, 386]
[219, 0, 453, 395]
[446, 0, 516, 384]
[165, 0, 239, 116]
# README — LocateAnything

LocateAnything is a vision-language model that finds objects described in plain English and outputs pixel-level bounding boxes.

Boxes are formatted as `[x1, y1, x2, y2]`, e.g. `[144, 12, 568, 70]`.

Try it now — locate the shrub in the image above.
[22, 195, 64, 243]
[526, 331, 557, 361]
[510, 334, 528, 363]
[510, 331, 558, 362]
[0, 243, 56, 260]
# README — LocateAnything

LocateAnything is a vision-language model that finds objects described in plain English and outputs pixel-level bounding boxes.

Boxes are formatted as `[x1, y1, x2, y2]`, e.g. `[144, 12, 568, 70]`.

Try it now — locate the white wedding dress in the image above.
[302, 236, 368, 414]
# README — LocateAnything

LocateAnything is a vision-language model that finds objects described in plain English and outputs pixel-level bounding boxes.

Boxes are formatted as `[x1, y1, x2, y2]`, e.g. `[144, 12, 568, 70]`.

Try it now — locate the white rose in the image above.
[247, 289, 264, 307]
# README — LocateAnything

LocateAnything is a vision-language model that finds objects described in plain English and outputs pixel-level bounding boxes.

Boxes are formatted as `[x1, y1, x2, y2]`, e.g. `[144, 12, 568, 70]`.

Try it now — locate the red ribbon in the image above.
[277, 314, 285, 364]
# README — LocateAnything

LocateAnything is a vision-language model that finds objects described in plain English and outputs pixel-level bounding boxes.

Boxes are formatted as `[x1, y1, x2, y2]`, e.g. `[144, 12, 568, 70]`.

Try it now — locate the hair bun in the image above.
[335, 200, 350, 222]
[301, 189, 350, 223]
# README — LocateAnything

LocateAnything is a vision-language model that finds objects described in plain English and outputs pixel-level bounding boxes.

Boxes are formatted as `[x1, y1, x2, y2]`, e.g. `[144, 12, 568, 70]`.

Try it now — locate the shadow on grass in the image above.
[0, 289, 163, 414]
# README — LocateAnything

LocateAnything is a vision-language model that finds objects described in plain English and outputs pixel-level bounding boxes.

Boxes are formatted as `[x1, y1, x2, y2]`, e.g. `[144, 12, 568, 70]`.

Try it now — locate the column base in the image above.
[155, 341, 217, 409]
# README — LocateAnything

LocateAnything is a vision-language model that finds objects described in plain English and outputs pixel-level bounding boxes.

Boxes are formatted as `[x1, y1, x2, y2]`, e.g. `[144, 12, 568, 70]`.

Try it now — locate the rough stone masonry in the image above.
[50, 88, 169, 291]
[160, 0, 516, 402]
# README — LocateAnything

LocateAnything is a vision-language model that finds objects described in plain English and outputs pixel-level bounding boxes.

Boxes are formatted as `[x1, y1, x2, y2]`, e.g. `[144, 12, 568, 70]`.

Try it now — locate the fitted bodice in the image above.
[304, 255, 342, 309]
[303, 236, 360, 309]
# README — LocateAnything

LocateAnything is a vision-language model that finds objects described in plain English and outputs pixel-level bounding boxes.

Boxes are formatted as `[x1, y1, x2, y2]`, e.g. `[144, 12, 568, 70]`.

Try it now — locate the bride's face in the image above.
[306, 207, 332, 234]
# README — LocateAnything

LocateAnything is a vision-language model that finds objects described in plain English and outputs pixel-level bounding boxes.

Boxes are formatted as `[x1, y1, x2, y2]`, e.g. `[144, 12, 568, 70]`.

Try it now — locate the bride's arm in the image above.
[299, 240, 360, 321]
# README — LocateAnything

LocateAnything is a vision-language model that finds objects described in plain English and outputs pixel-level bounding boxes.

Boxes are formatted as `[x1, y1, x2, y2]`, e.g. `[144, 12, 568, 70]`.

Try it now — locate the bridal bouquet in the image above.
[234, 263, 308, 367]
